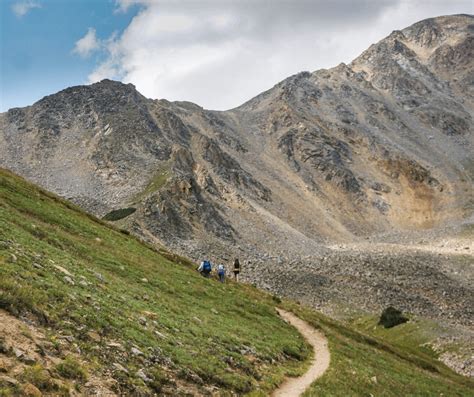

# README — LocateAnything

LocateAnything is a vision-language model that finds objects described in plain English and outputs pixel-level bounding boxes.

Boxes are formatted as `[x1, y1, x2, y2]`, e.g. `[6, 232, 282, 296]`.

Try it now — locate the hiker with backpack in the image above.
[233, 258, 240, 281]
[217, 264, 226, 283]
[198, 260, 212, 278]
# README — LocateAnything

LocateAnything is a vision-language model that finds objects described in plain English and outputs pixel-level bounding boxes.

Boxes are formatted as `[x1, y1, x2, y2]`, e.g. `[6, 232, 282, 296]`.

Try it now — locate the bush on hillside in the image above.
[378, 306, 408, 328]
[55, 356, 88, 381]
[102, 207, 136, 221]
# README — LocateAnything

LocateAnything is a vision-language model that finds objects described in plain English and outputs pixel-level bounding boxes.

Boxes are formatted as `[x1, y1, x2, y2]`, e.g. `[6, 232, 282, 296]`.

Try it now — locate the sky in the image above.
[0, 0, 472, 111]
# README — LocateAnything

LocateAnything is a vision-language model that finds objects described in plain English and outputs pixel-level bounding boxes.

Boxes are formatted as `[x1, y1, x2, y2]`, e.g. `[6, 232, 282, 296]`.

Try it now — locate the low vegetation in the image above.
[378, 306, 408, 329]
[132, 167, 170, 202]
[55, 356, 88, 381]
[0, 168, 310, 395]
[102, 207, 136, 221]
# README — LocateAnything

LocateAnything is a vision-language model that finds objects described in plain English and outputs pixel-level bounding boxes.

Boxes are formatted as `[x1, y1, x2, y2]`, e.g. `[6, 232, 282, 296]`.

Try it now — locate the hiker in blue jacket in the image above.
[198, 260, 212, 278]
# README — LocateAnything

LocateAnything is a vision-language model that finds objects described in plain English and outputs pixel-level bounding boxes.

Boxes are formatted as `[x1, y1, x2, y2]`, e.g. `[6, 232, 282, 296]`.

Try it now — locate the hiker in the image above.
[233, 258, 240, 281]
[198, 260, 212, 278]
[217, 264, 226, 283]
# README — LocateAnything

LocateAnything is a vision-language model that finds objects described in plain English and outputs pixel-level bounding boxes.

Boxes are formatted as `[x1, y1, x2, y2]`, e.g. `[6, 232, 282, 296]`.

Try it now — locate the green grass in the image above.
[55, 356, 88, 381]
[102, 207, 136, 221]
[280, 302, 474, 396]
[0, 168, 309, 395]
[350, 315, 443, 359]
[131, 167, 170, 203]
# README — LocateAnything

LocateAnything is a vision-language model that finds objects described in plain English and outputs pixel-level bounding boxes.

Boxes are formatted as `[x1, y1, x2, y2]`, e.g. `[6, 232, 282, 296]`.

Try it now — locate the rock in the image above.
[140, 278, 148, 283]
[211, 308, 219, 315]
[9, 254, 17, 263]
[239, 345, 257, 355]
[112, 363, 129, 374]
[131, 347, 144, 356]
[12, 347, 23, 358]
[87, 331, 101, 342]
[142, 310, 158, 319]
[107, 341, 123, 349]
[154, 331, 167, 339]
[63, 276, 75, 285]
[180, 369, 203, 385]
[138, 316, 147, 326]
[23, 383, 43, 397]
[0, 375, 18, 386]
[0, 357, 12, 373]
[192, 316, 202, 324]
[136, 369, 151, 383]
[94, 272, 105, 282]
[59, 335, 75, 343]
[54, 265, 72, 276]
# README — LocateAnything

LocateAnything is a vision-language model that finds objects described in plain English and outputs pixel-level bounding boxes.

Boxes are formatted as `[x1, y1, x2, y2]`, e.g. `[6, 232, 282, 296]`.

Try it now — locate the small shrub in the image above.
[21, 364, 56, 391]
[148, 368, 169, 393]
[272, 295, 282, 304]
[378, 306, 408, 328]
[55, 356, 88, 381]
[0, 278, 47, 322]
[102, 208, 136, 221]
[0, 385, 21, 396]
[283, 344, 305, 360]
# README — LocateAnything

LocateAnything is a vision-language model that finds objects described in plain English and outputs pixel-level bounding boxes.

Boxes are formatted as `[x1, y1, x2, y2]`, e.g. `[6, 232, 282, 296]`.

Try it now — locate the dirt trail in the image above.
[272, 309, 330, 397]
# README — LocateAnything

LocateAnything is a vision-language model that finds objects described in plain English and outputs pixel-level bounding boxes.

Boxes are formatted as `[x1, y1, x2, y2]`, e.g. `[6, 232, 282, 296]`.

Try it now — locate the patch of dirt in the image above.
[0, 310, 117, 396]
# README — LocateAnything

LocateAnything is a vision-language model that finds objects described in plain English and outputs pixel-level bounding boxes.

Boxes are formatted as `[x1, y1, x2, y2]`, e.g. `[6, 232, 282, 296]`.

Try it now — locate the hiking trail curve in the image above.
[272, 309, 330, 397]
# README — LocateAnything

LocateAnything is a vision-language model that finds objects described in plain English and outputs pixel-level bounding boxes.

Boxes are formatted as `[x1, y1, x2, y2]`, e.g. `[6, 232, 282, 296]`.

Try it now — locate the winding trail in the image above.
[272, 309, 330, 397]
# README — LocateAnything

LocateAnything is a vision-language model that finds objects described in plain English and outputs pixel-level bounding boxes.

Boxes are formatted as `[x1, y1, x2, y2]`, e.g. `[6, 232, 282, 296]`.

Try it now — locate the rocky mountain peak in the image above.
[352, 14, 473, 69]
[402, 14, 473, 48]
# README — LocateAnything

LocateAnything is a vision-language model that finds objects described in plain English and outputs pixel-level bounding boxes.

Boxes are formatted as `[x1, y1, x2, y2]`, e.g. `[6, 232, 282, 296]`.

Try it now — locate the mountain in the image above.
[1, 14, 473, 367]
[1, 168, 473, 395]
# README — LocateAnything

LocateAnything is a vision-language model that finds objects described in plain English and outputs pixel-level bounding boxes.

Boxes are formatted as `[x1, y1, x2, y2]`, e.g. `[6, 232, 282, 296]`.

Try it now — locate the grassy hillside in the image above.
[0, 168, 473, 396]
[0, 168, 310, 396]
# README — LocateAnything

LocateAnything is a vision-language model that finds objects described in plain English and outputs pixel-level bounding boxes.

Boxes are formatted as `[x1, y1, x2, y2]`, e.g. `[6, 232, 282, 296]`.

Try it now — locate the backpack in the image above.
[203, 260, 211, 273]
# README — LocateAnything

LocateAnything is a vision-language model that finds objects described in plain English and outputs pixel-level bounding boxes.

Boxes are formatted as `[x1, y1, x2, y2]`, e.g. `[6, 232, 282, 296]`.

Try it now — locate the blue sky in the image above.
[0, 0, 135, 111]
[1, 1, 472, 112]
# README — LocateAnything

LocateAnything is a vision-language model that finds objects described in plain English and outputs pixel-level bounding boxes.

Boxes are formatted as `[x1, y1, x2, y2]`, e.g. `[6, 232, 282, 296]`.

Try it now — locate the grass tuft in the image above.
[102, 208, 136, 222]
[55, 356, 88, 381]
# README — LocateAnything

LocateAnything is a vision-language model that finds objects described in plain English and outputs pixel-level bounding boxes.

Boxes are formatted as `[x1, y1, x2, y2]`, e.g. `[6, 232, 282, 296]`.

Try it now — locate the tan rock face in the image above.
[22, 383, 43, 397]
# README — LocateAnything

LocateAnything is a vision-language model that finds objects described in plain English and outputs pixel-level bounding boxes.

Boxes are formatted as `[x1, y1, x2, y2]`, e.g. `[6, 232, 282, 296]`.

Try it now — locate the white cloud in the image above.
[114, 0, 143, 13]
[11, 1, 41, 18]
[73, 28, 101, 58]
[89, 0, 472, 110]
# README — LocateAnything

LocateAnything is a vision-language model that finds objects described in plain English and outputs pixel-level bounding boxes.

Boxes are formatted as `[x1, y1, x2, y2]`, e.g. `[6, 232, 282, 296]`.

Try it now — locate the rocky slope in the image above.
[0, 15, 473, 331]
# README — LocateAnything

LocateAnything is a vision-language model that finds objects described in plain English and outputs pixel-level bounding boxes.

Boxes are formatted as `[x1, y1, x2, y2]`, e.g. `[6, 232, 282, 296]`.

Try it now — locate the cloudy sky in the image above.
[1, 0, 472, 111]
